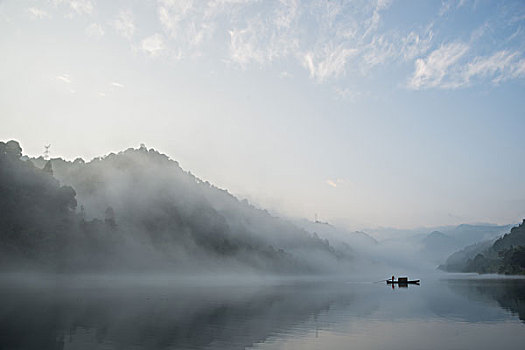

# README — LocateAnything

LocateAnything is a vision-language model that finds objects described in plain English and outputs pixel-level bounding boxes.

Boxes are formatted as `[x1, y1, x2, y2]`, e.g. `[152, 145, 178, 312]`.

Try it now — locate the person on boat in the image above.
[392, 275, 395, 282]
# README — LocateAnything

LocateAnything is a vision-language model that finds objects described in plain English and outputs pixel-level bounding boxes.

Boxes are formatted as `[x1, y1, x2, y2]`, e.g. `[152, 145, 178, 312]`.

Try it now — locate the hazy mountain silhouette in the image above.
[1, 140, 352, 273]
[441, 220, 525, 274]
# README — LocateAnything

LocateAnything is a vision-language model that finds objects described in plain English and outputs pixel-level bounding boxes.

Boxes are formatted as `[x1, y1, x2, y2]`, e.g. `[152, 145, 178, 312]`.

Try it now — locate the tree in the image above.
[105, 206, 117, 229]
[0, 140, 22, 160]
[43, 160, 53, 175]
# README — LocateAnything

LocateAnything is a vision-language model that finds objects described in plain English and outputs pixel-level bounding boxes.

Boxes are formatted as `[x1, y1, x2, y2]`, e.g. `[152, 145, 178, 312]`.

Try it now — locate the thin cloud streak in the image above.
[50, 0, 520, 90]
[85, 23, 104, 37]
[19, 0, 525, 94]
[141, 34, 166, 57]
[408, 46, 525, 89]
[56, 74, 72, 84]
[53, 0, 94, 16]
[113, 10, 135, 40]
[408, 42, 469, 89]
[27, 7, 49, 20]
[326, 180, 337, 188]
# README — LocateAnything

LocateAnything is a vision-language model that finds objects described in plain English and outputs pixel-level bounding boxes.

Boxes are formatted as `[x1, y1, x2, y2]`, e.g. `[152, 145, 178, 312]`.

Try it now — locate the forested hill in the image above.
[0, 141, 78, 269]
[1, 140, 351, 273]
[440, 220, 525, 275]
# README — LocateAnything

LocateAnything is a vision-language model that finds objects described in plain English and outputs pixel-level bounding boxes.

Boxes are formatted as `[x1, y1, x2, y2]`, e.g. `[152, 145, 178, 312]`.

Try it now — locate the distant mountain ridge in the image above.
[445, 224, 514, 245]
[440, 220, 525, 275]
[293, 219, 378, 247]
[4, 139, 521, 275]
[1, 140, 352, 273]
[7, 140, 351, 273]
[417, 224, 513, 265]
[365, 223, 512, 267]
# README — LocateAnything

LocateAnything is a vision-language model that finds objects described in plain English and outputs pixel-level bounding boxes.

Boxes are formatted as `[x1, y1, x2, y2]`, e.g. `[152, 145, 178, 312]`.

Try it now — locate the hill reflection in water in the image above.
[1, 274, 524, 350]
[444, 277, 525, 323]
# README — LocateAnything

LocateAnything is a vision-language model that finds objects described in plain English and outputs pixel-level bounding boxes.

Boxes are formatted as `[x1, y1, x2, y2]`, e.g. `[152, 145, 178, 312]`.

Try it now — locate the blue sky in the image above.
[1, 0, 524, 229]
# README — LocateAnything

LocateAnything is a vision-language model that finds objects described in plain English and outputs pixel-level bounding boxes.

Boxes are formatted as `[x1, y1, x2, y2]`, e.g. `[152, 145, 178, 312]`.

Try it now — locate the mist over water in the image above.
[2, 138, 525, 349]
[1, 273, 524, 350]
[2, 0, 525, 348]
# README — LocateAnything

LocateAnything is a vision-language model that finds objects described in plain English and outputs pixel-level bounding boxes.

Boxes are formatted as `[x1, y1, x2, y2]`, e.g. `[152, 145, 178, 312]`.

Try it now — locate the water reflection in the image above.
[0, 274, 524, 350]
[387, 281, 420, 289]
[0, 275, 358, 350]
[444, 278, 525, 323]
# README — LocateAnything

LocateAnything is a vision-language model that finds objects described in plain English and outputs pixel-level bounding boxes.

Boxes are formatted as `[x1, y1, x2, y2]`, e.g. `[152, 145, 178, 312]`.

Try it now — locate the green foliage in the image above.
[442, 220, 525, 275]
[0, 140, 120, 270]
[464, 254, 499, 274]
[498, 246, 525, 275]
[1, 140, 349, 273]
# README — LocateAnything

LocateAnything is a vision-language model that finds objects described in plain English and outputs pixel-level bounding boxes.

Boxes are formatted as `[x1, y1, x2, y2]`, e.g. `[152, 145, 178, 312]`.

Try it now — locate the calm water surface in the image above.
[1, 273, 524, 349]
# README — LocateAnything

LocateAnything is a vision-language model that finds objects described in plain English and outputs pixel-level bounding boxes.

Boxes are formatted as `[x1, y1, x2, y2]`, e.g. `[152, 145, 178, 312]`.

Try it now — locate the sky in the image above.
[1, 0, 524, 230]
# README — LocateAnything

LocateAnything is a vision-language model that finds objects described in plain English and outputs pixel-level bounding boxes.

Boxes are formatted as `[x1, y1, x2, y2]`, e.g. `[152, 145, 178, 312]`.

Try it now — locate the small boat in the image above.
[386, 277, 420, 284]
[386, 280, 420, 284]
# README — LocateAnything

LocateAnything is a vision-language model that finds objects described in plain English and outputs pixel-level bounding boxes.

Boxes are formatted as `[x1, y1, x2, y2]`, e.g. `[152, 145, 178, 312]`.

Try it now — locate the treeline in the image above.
[1, 141, 125, 270]
[1, 140, 350, 273]
[440, 220, 525, 275]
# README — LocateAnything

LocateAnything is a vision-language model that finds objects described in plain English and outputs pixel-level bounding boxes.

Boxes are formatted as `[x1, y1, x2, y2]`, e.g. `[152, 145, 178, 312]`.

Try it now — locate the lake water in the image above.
[1, 273, 524, 350]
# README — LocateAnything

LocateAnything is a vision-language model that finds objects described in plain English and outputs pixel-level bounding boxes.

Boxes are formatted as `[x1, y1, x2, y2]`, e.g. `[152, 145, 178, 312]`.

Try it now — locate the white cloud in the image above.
[334, 87, 363, 102]
[463, 50, 522, 84]
[227, 4, 300, 67]
[28, 7, 49, 20]
[356, 26, 433, 74]
[512, 59, 525, 79]
[56, 74, 72, 83]
[228, 25, 265, 66]
[439, 0, 468, 16]
[399, 30, 433, 61]
[68, 0, 93, 15]
[85, 23, 104, 37]
[96, 82, 124, 98]
[439, 1, 453, 16]
[362, 34, 396, 69]
[326, 178, 351, 188]
[279, 71, 293, 79]
[408, 42, 469, 89]
[409, 46, 525, 89]
[274, 0, 299, 29]
[326, 180, 338, 188]
[150, 0, 404, 82]
[141, 34, 166, 57]
[77, 0, 520, 90]
[300, 0, 393, 80]
[303, 46, 357, 82]
[113, 10, 135, 40]
[53, 0, 93, 16]
[158, 0, 194, 38]
[157, 0, 220, 55]
[362, 0, 392, 38]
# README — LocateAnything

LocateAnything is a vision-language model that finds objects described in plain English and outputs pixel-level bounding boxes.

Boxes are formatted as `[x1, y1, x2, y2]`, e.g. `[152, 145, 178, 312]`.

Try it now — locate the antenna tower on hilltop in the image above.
[44, 144, 51, 160]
